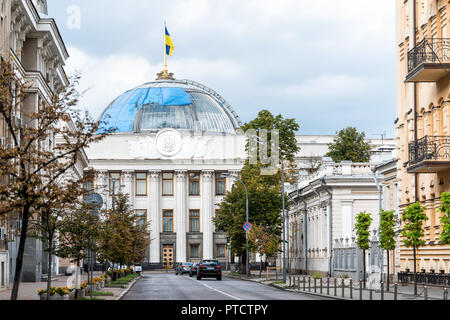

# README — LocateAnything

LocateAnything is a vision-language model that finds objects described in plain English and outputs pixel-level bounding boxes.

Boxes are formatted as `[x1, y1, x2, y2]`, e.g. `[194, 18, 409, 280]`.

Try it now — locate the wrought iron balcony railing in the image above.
[409, 135, 450, 165]
[408, 38, 450, 74]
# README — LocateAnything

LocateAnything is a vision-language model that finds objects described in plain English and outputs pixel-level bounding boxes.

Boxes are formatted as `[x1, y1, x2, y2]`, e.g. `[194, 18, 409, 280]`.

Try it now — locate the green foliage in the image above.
[213, 162, 284, 257]
[379, 209, 396, 251]
[354, 212, 373, 250]
[325, 127, 372, 163]
[438, 192, 450, 245]
[241, 110, 300, 162]
[401, 202, 428, 248]
[313, 272, 323, 279]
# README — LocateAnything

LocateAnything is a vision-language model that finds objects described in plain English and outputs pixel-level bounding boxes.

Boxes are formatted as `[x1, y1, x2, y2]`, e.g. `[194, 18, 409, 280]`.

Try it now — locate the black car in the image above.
[197, 260, 222, 281]
[189, 263, 200, 277]
[175, 262, 193, 275]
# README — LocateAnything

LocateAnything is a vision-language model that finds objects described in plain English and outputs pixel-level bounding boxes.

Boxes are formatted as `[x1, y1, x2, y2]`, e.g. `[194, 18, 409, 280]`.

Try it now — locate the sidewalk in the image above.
[224, 272, 449, 301]
[0, 271, 137, 300]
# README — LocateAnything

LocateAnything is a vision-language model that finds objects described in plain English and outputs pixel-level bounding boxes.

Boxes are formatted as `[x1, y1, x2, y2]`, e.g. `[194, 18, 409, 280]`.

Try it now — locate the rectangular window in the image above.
[163, 210, 174, 232]
[84, 180, 94, 194]
[216, 244, 226, 258]
[189, 210, 200, 232]
[109, 173, 121, 195]
[136, 173, 148, 196]
[189, 172, 200, 196]
[190, 244, 200, 258]
[215, 173, 226, 195]
[162, 173, 174, 196]
[136, 209, 147, 228]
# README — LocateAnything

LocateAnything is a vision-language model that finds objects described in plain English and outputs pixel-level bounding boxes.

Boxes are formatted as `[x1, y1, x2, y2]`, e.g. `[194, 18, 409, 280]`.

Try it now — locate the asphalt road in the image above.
[122, 272, 330, 300]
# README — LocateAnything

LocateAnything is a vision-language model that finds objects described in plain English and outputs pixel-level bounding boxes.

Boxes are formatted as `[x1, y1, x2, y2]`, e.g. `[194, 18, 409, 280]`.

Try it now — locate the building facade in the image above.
[396, 0, 450, 276]
[0, 0, 71, 284]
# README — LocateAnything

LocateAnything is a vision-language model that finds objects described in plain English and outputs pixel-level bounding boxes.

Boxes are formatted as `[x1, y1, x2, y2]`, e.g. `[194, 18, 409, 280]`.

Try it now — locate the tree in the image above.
[438, 192, 450, 245]
[241, 110, 300, 163]
[326, 127, 372, 163]
[401, 202, 428, 296]
[379, 209, 396, 290]
[355, 211, 373, 288]
[57, 200, 101, 295]
[248, 224, 280, 277]
[97, 193, 149, 270]
[0, 60, 112, 300]
[214, 162, 283, 274]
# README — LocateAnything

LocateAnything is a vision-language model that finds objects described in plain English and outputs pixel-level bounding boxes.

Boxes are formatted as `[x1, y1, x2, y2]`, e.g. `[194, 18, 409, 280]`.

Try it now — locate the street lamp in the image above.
[221, 173, 250, 277]
[252, 135, 287, 283]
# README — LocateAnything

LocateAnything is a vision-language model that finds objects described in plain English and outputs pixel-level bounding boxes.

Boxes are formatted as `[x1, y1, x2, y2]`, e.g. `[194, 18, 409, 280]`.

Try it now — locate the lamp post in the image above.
[222, 173, 250, 277]
[252, 135, 287, 283]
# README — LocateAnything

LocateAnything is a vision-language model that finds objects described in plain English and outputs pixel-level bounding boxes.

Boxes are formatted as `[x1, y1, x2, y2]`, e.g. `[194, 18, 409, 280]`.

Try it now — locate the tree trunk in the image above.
[363, 249, 366, 289]
[387, 249, 390, 291]
[10, 205, 30, 300]
[413, 245, 417, 296]
[46, 240, 53, 301]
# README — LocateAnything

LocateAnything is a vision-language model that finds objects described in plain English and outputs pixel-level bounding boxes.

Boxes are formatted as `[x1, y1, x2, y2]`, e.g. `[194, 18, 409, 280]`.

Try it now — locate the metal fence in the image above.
[408, 38, 450, 73]
[398, 272, 450, 286]
[409, 135, 450, 164]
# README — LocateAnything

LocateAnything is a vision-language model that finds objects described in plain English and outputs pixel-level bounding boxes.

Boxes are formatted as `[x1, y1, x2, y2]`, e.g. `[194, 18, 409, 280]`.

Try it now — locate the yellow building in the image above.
[396, 0, 450, 279]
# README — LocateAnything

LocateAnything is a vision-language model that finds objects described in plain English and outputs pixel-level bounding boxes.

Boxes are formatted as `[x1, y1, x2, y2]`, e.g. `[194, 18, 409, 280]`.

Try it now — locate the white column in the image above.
[95, 170, 108, 208]
[175, 170, 187, 263]
[202, 170, 215, 260]
[342, 200, 353, 241]
[122, 171, 135, 209]
[149, 171, 161, 263]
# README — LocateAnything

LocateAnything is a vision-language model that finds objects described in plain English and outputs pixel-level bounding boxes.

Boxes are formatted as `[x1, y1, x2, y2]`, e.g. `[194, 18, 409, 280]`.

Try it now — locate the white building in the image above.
[86, 70, 397, 269]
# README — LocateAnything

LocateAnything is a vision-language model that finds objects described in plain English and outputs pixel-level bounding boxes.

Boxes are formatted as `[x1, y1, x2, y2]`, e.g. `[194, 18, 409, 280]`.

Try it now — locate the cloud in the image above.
[65, 46, 245, 118]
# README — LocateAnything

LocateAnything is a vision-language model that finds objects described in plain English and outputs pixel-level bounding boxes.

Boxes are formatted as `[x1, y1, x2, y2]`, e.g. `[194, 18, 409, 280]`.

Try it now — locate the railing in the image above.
[398, 272, 450, 286]
[408, 135, 450, 165]
[408, 38, 450, 73]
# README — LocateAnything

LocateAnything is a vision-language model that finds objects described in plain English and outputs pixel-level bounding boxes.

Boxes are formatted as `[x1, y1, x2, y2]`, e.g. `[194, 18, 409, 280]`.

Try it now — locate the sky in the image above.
[47, 0, 396, 137]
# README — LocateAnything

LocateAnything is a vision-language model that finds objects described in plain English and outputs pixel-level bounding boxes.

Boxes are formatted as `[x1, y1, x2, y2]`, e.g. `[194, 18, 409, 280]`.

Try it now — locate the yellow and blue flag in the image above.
[165, 26, 175, 56]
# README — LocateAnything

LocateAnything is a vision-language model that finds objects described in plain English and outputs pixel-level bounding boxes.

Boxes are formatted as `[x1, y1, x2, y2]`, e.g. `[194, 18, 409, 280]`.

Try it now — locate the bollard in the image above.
[394, 283, 398, 301]
[308, 276, 311, 292]
[444, 287, 448, 301]
[381, 282, 384, 301]
[327, 277, 330, 295]
[350, 279, 353, 299]
[369, 288, 373, 300]
[334, 278, 337, 296]
[424, 286, 428, 301]
[359, 281, 363, 300]
[314, 278, 317, 293]
[320, 278, 323, 294]
[303, 276, 306, 291]
[341, 278, 345, 298]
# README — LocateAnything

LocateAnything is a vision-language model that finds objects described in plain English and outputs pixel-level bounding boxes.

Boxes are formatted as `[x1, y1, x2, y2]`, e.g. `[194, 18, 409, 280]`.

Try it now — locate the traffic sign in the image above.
[243, 222, 252, 232]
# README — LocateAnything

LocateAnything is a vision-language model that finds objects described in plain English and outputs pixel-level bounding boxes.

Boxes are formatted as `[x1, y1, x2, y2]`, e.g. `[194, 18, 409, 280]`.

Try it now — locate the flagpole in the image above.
[164, 21, 168, 72]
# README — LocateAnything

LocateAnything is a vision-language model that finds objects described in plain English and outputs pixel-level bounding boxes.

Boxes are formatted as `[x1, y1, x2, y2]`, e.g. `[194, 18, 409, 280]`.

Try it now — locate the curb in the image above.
[116, 274, 142, 300]
[224, 274, 347, 300]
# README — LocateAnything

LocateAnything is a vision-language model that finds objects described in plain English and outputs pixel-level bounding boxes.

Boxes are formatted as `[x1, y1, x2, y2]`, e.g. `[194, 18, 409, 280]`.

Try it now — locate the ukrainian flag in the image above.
[165, 26, 175, 56]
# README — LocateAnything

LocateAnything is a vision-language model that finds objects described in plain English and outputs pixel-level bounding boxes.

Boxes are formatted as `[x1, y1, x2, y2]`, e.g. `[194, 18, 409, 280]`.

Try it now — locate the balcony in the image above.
[406, 38, 450, 82]
[408, 135, 450, 173]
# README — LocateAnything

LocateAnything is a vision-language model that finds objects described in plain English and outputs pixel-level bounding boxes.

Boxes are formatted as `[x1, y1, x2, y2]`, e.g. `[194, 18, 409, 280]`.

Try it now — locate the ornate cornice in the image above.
[175, 170, 188, 182]
[149, 170, 161, 182]
[202, 170, 215, 182]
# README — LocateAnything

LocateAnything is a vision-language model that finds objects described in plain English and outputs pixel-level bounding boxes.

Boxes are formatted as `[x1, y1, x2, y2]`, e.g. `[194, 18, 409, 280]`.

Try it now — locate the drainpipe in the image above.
[319, 178, 333, 278]
[372, 165, 383, 284]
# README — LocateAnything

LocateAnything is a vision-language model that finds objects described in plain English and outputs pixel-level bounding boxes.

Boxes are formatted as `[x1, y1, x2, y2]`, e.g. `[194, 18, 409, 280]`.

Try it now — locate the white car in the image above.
[133, 265, 142, 273]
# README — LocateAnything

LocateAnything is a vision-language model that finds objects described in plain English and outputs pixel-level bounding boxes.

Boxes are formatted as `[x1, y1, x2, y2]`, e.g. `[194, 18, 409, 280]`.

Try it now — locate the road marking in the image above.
[189, 278, 241, 300]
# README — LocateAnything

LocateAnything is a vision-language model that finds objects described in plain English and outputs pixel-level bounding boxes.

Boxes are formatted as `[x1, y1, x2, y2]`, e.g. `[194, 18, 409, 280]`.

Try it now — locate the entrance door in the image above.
[162, 245, 174, 269]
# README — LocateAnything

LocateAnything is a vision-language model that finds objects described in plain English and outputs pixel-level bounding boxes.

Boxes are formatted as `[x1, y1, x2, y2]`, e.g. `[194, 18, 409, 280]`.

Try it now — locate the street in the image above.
[122, 272, 331, 300]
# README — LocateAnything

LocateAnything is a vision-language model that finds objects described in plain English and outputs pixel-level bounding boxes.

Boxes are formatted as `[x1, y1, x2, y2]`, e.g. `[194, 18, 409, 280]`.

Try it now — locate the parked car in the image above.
[197, 260, 222, 281]
[189, 263, 200, 277]
[175, 262, 193, 275]
[133, 264, 142, 273]
[65, 264, 76, 276]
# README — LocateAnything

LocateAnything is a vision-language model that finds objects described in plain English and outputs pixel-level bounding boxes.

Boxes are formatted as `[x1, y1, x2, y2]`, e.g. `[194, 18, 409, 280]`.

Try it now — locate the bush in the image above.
[313, 273, 323, 279]
[340, 274, 349, 279]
